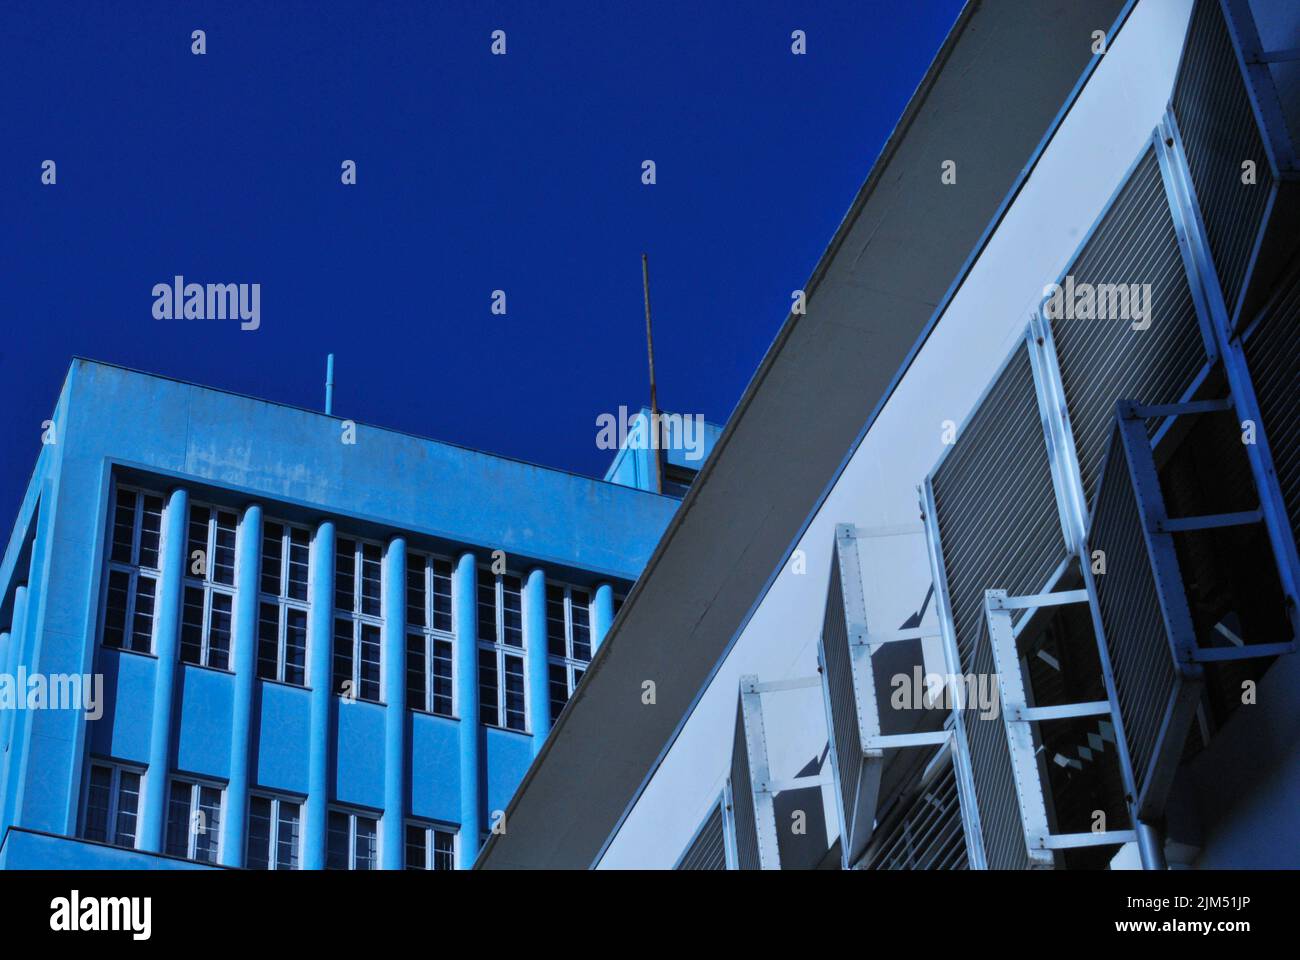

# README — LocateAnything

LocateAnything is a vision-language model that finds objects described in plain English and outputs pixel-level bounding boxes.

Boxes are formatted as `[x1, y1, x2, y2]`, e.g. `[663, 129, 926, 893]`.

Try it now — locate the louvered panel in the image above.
[864, 752, 967, 870]
[1243, 266, 1300, 545]
[1088, 424, 1202, 818]
[1173, 0, 1273, 320]
[820, 545, 863, 852]
[964, 618, 1033, 870]
[929, 343, 1066, 870]
[1050, 147, 1210, 508]
[729, 702, 761, 870]
[931, 344, 1066, 676]
[675, 800, 727, 870]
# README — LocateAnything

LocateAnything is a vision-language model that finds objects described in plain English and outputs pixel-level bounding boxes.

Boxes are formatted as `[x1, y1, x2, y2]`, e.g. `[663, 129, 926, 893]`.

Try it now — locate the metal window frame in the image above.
[405, 551, 458, 718]
[258, 517, 313, 685]
[817, 523, 951, 870]
[328, 805, 382, 871]
[182, 504, 239, 669]
[477, 570, 528, 731]
[100, 483, 165, 655]
[547, 583, 593, 705]
[179, 581, 235, 670]
[167, 776, 225, 863]
[334, 535, 386, 704]
[81, 759, 145, 850]
[248, 791, 303, 870]
[982, 588, 1138, 864]
[404, 818, 459, 870]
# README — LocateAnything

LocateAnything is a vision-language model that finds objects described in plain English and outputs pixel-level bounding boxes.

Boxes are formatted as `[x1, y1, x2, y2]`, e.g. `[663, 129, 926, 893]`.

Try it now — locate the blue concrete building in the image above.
[0, 359, 712, 869]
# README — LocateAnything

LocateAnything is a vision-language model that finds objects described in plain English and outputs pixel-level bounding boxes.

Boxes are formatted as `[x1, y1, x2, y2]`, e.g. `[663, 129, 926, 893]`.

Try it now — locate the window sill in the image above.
[99, 645, 158, 660]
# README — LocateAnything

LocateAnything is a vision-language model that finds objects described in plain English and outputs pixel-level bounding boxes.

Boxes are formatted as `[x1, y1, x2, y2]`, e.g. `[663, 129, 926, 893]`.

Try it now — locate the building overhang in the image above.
[477, 0, 1133, 869]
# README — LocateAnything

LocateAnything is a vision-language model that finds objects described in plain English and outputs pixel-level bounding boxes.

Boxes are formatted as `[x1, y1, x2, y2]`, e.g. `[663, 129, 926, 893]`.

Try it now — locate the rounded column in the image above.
[222, 502, 262, 866]
[591, 582, 615, 654]
[524, 568, 549, 752]
[453, 553, 480, 865]
[140, 485, 189, 853]
[381, 536, 407, 869]
[304, 519, 336, 869]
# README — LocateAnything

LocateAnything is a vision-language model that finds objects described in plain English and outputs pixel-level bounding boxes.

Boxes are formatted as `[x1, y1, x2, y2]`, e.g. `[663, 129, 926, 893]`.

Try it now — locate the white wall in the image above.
[598, 0, 1195, 869]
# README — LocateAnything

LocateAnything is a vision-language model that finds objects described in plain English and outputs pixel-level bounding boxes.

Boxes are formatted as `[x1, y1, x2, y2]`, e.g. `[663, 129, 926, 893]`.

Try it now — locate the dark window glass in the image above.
[571, 591, 591, 661]
[208, 592, 232, 669]
[326, 811, 349, 870]
[188, 506, 211, 577]
[257, 602, 279, 680]
[503, 653, 526, 730]
[549, 663, 568, 723]
[111, 490, 135, 563]
[478, 649, 499, 726]
[130, 576, 156, 652]
[431, 560, 452, 632]
[360, 543, 382, 617]
[431, 639, 453, 716]
[180, 586, 205, 664]
[285, 609, 308, 686]
[546, 586, 567, 657]
[501, 576, 522, 647]
[247, 796, 272, 870]
[84, 765, 113, 843]
[333, 618, 353, 696]
[335, 538, 356, 611]
[261, 522, 284, 596]
[138, 496, 163, 569]
[286, 528, 309, 602]
[406, 632, 426, 709]
[213, 511, 237, 585]
[406, 554, 426, 628]
[103, 569, 130, 649]
[405, 824, 426, 870]
[359, 623, 382, 702]
[476, 579, 496, 643]
[433, 829, 455, 870]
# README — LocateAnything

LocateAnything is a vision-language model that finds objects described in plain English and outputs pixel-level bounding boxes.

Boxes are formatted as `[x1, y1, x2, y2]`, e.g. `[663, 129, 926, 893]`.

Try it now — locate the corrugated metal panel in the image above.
[930, 342, 1065, 869]
[821, 544, 864, 853]
[675, 800, 727, 870]
[1050, 146, 1209, 508]
[730, 702, 762, 870]
[1243, 264, 1300, 545]
[1088, 423, 1202, 817]
[932, 344, 1066, 675]
[863, 750, 967, 870]
[963, 618, 1035, 870]
[1172, 0, 1272, 319]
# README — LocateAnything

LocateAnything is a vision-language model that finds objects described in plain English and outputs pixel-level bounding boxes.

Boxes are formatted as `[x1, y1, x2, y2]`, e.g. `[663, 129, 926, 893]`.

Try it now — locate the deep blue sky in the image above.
[1, 0, 963, 520]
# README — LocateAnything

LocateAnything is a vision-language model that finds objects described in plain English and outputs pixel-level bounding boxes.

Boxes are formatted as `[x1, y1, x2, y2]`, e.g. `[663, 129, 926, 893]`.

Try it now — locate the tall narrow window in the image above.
[326, 808, 379, 870]
[404, 822, 457, 870]
[333, 537, 384, 702]
[406, 550, 455, 717]
[546, 585, 593, 722]
[82, 761, 142, 849]
[102, 486, 164, 653]
[180, 503, 238, 670]
[164, 778, 223, 864]
[257, 520, 310, 686]
[247, 794, 302, 870]
[477, 571, 525, 730]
